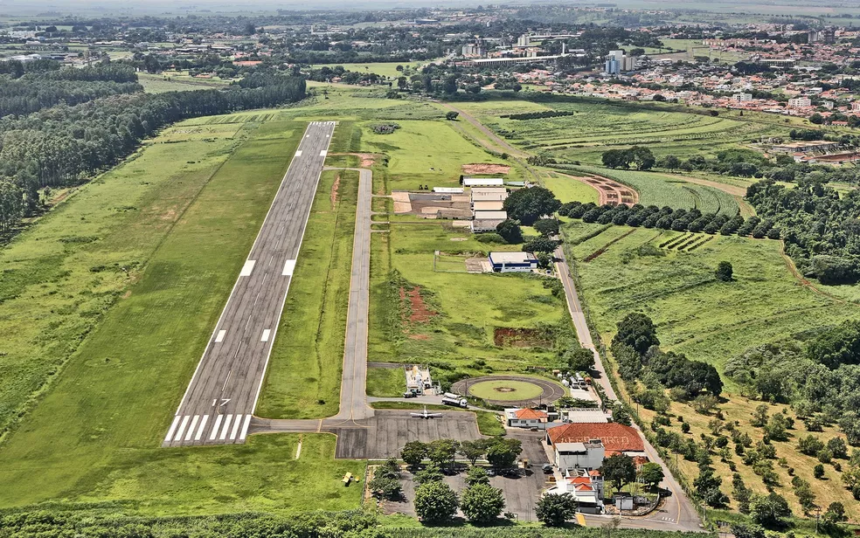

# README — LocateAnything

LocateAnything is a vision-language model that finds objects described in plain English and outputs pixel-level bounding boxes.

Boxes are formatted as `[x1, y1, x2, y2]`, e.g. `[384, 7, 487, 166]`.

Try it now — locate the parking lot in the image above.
[381, 431, 552, 522]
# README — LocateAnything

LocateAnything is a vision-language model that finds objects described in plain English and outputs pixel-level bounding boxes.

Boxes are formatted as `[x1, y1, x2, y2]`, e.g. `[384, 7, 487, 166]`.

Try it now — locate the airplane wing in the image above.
[410, 413, 423, 417]
[427, 413, 442, 418]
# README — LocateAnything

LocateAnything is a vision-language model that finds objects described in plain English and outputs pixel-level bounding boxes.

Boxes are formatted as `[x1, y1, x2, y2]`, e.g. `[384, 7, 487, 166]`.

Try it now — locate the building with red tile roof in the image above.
[546, 422, 644, 452]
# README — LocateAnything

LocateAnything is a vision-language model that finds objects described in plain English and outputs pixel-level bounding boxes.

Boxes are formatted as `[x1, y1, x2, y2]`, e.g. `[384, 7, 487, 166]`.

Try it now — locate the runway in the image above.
[163, 121, 336, 447]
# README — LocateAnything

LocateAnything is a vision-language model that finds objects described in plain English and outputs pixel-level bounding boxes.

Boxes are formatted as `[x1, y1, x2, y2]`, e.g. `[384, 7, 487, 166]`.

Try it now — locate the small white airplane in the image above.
[410, 406, 443, 419]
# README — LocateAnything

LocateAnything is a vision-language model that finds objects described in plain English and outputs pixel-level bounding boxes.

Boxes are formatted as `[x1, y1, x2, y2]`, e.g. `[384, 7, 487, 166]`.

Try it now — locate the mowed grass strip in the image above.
[256, 170, 358, 419]
[0, 118, 364, 514]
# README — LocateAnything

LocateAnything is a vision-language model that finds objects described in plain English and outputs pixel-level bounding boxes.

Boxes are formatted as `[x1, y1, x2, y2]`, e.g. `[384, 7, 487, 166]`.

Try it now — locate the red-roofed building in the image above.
[505, 408, 548, 429]
[546, 422, 644, 453]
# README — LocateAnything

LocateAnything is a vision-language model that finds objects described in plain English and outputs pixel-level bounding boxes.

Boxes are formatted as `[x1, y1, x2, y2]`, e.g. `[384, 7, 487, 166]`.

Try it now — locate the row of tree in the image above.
[0, 65, 307, 232]
[601, 146, 656, 171]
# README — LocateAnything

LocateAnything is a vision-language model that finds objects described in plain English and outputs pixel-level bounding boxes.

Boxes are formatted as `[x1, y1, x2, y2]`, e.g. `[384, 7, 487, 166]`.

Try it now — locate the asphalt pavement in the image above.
[163, 121, 336, 447]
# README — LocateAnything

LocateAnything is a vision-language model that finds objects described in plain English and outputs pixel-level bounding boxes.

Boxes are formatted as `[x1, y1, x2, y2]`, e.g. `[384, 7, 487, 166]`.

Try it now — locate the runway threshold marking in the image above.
[230, 414, 243, 440]
[174, 415, 190, 441]
[185, 415, 200, 441]
[195, 415, 209, 441]
[219, 414, 233, 440]
[282, 259, 296, 276]
[240, 260, 256, 277]
[165, 416, 180, 442]
[210, 415, 223, 441]
[215, 330, 226, 343]
[239, 415, 252, 440]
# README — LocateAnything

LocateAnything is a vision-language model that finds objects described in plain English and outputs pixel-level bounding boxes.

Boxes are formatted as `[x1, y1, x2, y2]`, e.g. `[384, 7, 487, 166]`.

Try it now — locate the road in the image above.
[554, 246, 703, 532]
[163, 121, 336, 447]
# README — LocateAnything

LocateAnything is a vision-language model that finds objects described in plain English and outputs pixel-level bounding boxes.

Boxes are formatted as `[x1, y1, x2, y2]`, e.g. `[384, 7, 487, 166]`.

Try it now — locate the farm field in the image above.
[541, 170, 601, 204]
[567, 165, 740, 216]
[137, 72, 231, 93]
[255, 169, 358, 419]
[0, 112, 364, 514]
[456, 98, 787, 166]
[312, 61, 431, 78]
[563, 220, 858, 385]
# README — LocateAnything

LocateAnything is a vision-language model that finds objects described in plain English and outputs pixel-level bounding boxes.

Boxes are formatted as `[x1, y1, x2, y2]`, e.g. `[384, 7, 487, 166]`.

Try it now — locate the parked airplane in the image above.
[410, 406, 443, 419]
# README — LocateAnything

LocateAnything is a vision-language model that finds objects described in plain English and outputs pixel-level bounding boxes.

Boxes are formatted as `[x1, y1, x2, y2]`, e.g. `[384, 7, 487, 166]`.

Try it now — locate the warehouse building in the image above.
[488, 252, 539, 272]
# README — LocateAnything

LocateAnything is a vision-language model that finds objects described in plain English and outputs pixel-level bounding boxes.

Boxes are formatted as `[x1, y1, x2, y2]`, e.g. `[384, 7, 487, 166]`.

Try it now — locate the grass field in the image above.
[468, 379, 545, 401]
[563, 220, 857, 389]
[137, 73, 230, 93]
[541, 170, 601, 204]
[312, 61, 430, 79]
[367, 367, 406, 397]
[256, 169, 358, 419]
[0, 114, 365, 514]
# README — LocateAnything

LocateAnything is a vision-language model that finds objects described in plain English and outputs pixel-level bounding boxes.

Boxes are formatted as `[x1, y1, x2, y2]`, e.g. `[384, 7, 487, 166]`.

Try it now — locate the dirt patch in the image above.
[122, 290, 132, 299]
[493, 327, 552, 348]
[328, 152, 378, 168]
[557, 172, 639, 207]
[400, 286, 436, 324]
[160, 208, 177, 221]
[409, 334, 430, 340]
[331, 174, 340, 206]
[462, 163, 511, 175]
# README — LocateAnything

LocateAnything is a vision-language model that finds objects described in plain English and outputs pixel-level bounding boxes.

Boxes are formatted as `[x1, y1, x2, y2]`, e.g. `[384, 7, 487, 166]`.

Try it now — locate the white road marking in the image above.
[174, 415, 190, 441]
[215, 330, 226, 343]
[295, 150, 302, 157]
[195, 415, 209, 441]
[210, 414, 223, 440]
[185, 415, 199, 441]
[282, 259, 296, 276]
[295, 438, 302, 459]
[319, 150, 327, 157]
[239, 415, 252, 440]
[165, 416, 181, 442]
[240, 260, 256, 277]
[219, 414, 233, 440]
[230, 414, 243, 440]
[261, 329, 271, 342]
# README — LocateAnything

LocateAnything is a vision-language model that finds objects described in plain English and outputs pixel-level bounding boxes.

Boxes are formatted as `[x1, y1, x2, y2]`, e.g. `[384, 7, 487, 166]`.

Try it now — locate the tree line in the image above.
[0, 64, 306, 232]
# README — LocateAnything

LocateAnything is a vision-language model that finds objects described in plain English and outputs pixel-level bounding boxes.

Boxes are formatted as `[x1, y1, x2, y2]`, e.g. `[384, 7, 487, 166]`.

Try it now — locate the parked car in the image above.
[403, 391, 417, 398]
[542, 463, 553, 474]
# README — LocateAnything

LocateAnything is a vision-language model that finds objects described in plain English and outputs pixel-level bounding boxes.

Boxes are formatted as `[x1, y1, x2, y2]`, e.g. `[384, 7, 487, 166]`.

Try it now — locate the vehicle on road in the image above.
[410, 406, 443, 419]
[441, 396, 467, 408]
[403, 391, 417, 398]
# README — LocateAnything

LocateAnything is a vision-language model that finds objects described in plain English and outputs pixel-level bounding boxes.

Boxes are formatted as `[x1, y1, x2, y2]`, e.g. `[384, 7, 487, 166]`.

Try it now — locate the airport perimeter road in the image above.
[163, 121, 336, 447]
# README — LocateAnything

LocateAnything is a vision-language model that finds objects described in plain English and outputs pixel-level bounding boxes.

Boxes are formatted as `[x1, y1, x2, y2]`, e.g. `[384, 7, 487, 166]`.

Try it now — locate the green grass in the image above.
[468, 379, 545, 401]
[0, 115, 365, 514]
[256, 170, 358, 419]
[137, 73, 229, 94]
[366, 367, 406, 397]
[569, 165, 740, 216]
[312, 60, 437, 79]
[541, 171, 600, 204]
[563, 222, 858, 392]
[361, 120, 514, 191]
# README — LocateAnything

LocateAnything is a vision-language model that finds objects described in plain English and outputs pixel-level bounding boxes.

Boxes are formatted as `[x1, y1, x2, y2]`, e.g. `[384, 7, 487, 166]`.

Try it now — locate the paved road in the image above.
[330, 167, 374, 422]
[163, 121, 336, 447]
[554, 247, 702, 532]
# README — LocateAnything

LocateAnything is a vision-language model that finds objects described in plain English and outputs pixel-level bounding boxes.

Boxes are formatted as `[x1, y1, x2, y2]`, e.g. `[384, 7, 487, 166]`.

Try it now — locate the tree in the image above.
[445, 111, 459, 121]
[814, 463, 825, 479]
[603, 454, 636, 494]
[503, 186, 561, 225]
[659, 155, 681, 171]
[695, 466, 728, 507]
[459, 440, 487, 466]
[732, 523, 766, 538]
[414, 481, 459, 523]
[536, 493, 577, 527]
[639, 462, 664, 489]
[715, 261, 733, 282]
[751, 404, 769, 428]
[401, 441, 428, 469]
[822, 502, 847, 530]
[810, 113, 824, 125]
[414, 462, 444, 484]
[565, 347, 595, 372]
[612, 313, 659, 355]
[827, 437, 848, 459]
[460, 483, 505, 524]
[523, 237, 558, 254]
[0, 180, 24, 231]
[465, 465, 490, 486]
[368, 475, 401, 500]
[442, 76, 458, 95]
[534, 218, 560, 237]
[428, 439, 458, 470]
[486, 438, 522, 470]
[495, 219, 523, 243]
[750, 493, 792, 528]
[629, 146, 656, 170]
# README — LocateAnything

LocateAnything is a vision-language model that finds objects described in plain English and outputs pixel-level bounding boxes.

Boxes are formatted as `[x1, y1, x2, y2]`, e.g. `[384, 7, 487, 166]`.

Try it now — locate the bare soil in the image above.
[493, 327, 552, 348]
[462, 163, 511, 175]
[399, 286, 436, 325]
[331, 174, 340, 206]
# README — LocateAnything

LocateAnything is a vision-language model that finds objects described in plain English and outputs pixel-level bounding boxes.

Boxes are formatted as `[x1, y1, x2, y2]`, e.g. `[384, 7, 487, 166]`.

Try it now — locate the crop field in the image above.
[563, 221, 857, 386]
[368, 223, 574, 378]
[0, 113, 364, 514]
[457, 98, 787, 165]
[541, 171, 601, 204]
[256, 170, 358, 419]
[568, 165, 740, 216]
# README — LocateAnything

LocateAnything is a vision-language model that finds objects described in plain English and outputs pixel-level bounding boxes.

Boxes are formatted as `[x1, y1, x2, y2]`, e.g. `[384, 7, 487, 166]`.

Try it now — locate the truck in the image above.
[441, 396, 467, 408]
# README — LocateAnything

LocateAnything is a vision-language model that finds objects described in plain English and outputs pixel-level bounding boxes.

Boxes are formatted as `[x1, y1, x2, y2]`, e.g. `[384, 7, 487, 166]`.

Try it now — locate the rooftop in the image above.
[489, 252, 538, 264]
[547, 422, 644, 452]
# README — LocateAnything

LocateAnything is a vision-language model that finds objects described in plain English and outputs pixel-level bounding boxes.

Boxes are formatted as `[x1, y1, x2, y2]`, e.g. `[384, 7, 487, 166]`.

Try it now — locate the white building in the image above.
[488, 252, 539, 272]
[554, 440, 605, 471]
[732, 93, 753, 103]
[504, 408, 548, 429]
[788, 96, 811, 108]
[473, 210, 507, 221]
[463, 177, 504, 187]
[470, 187, 508, 202]
[544, 470, 605, 513]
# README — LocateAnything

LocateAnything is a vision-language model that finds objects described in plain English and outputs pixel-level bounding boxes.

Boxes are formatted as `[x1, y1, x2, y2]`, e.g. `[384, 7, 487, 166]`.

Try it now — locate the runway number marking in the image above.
[240, 260, 256, 277]
[212, 398, 231, 407]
